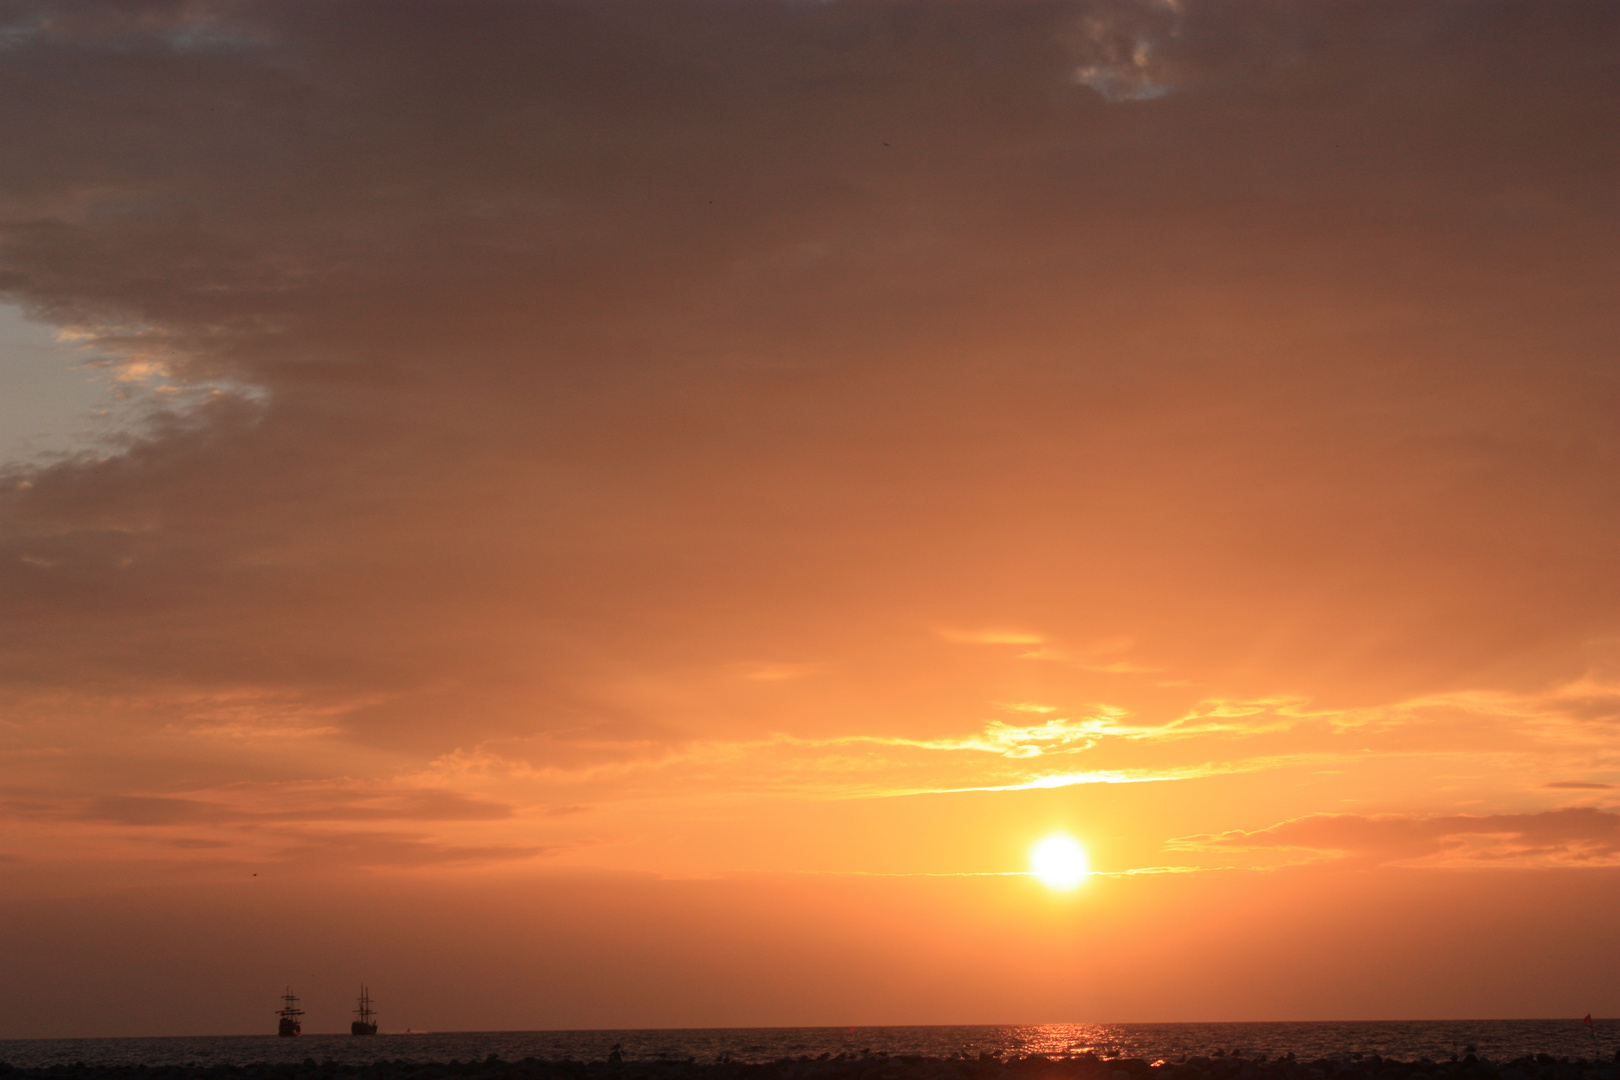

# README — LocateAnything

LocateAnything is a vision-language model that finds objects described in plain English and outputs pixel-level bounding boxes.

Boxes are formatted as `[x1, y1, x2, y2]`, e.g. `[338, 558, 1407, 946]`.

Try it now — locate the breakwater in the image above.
[3, 1049, 1619, 1080]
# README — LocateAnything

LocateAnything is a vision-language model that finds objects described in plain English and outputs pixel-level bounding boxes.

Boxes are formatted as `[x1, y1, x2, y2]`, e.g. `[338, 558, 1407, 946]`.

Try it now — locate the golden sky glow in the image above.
[0, 0, 1617, 1038]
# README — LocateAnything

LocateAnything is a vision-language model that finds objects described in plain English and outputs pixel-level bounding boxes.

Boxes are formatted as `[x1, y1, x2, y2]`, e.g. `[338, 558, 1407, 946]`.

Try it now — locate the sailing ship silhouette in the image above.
[276, 989, 303, 1037]
[274, 985, 379, 1035]
[352, 985, 379, 1035]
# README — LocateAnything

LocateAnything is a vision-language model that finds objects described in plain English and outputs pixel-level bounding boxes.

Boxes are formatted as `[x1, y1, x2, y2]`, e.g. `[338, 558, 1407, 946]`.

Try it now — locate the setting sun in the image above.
[1029, 834, 1090, 889]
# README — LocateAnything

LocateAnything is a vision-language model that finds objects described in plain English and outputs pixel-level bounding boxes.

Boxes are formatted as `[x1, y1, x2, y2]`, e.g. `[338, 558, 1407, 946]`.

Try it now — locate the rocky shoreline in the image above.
[4, 1051, 1619, 1080]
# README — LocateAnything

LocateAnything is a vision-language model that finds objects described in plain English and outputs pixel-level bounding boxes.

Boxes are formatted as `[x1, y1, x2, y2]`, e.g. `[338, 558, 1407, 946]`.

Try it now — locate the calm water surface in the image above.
[3, 1022, 1617, 1069]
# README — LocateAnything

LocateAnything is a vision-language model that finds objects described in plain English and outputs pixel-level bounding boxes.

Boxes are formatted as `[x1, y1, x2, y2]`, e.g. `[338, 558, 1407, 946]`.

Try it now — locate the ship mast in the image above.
[355, 984, 375, 1024]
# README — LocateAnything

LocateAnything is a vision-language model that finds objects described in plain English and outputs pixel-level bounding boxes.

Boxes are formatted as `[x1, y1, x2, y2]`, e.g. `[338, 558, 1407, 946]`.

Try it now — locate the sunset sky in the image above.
[1, 0, 1618, 1038]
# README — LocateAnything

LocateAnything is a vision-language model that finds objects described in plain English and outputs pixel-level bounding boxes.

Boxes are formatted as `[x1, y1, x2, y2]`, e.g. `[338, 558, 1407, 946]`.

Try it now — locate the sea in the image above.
[2, 1022, 1616, 1070]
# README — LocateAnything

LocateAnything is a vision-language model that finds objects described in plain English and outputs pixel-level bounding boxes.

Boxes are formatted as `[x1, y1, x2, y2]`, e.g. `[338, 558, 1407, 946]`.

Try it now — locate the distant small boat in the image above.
[351, 984, 379, 1036]
[277, 988, 303, 1037]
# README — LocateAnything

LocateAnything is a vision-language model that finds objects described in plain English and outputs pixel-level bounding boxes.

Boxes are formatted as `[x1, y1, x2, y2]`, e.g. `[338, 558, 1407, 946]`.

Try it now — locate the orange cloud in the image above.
[1173, 807, 1620, 869]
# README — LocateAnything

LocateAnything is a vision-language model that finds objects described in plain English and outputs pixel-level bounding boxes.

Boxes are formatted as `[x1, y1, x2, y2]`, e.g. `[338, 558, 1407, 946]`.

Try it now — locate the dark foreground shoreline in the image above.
[4, 1051, 1619, 1080]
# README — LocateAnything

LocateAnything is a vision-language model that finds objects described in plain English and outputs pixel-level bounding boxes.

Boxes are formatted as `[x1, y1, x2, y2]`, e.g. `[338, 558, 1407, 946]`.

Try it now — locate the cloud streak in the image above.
[1173, 807, 1620, 869]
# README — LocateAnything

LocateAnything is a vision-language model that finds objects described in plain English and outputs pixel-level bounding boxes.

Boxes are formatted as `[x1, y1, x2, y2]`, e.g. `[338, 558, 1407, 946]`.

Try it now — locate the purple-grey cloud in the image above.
[1176, 807, 1620, 866]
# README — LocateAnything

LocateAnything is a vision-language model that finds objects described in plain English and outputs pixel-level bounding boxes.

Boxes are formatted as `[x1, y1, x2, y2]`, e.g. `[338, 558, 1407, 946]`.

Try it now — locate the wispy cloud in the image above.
[5, 782, 515, 827]
[408, 674, 1620, 808]
[1065, 0, 1183, 102]
[938, 629, 1160, 672]
[1323, 678, 1620, 737]
[1171, 807, 1620, 869]
[935, 627, 1048, 646]
[0, 778, 538, 874]
[739, 662, 824, 682]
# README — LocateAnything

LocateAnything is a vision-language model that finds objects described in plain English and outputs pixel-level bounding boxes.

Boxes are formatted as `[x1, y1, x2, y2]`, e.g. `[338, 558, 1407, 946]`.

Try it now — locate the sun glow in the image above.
[1030, 833, 1090, 889]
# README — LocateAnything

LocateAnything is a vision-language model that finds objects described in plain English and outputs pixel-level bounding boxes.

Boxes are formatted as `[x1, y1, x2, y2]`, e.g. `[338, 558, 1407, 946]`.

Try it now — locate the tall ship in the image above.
[276, 988, 303, 1037]
[351, 984, 378, 1035]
